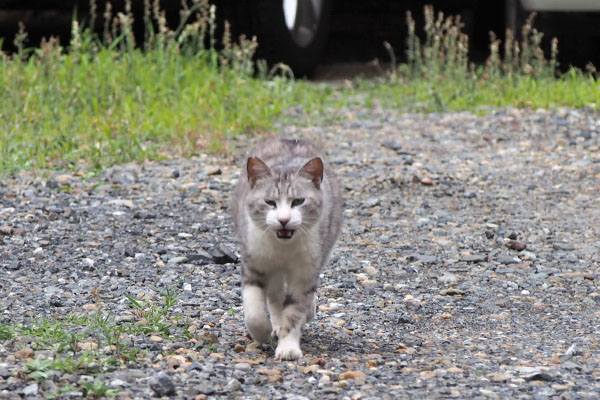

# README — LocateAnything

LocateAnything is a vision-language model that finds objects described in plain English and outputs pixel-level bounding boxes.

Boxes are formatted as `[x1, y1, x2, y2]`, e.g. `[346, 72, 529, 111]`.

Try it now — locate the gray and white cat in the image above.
[232, 138, 342, 360]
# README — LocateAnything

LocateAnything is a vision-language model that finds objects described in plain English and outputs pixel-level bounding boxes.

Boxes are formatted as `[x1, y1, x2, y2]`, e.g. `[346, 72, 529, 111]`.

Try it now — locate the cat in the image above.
[232, 138, 342, 360]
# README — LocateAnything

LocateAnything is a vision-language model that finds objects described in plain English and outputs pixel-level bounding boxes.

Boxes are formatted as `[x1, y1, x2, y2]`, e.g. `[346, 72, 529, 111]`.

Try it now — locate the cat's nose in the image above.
[278, 217, 290, 227]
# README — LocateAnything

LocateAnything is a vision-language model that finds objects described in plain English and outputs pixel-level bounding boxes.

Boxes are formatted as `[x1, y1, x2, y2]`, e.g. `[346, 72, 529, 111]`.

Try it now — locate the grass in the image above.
[370, 9, 600, 113]
[356, 69, 599, 113]
[0, 285, 200, 397]
[0, 3, 598, 175]
[0, 38, 328, 174]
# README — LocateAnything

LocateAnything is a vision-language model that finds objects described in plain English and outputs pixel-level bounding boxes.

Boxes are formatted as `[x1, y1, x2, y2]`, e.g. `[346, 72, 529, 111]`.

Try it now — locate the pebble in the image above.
[81, 258, 95, 268]
[403, 294, 421, 310]
[210, 245, 238, 264]
[310, 358, 327, 367]
[168, 256, 188, 265]
[523, 372, 556, 382]
[553, 242, 575, 251]
[438, 273, 459, 283]
[361, 279, 377, 287]
[364, 197, 380, 208]
[15, 349, 34, 360]
[462, 254, 487, 263]
[206, 167, 222, 176]
[234, 363, 251, 371]
[495, 255, 520, 265]
[165, 354, 187, 368]
[339, 371, 366, 380]
[149, 372, 176, 397]
[488, 372, 511, 382]
[40, 380, 57, 393]
[224, 378, 242, 392]
[110, 379, 128, 387]
[363, 265, 377, 276]
[440, 288, 465, 296]
[22, 383, 38, 396]
[107, 199, 135, 209]
[505, 240, 527, 251]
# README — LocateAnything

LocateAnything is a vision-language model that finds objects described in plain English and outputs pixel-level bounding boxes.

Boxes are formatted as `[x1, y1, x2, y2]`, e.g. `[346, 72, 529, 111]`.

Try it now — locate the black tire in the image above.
[238, 0, 333, 77]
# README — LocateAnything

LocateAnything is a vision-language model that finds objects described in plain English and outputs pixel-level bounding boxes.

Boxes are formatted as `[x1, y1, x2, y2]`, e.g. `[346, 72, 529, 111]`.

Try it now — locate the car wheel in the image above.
[245, 0, 333, 76]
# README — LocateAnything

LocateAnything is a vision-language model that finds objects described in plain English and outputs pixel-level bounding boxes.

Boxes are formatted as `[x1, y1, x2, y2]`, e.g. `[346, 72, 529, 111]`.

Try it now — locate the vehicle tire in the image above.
[239, 0, 333, 77]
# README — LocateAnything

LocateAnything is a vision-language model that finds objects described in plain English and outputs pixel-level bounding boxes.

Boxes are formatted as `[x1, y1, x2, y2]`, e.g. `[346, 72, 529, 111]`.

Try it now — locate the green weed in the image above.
[81, 380, 119, 398]
[205, 343, 218, 353]
[0, 321, 14, 341]
[380, 6, 599, 113]
[22, 358, 54, 382]
[9, 286, 186, 387]
[124, 286, 190, 339]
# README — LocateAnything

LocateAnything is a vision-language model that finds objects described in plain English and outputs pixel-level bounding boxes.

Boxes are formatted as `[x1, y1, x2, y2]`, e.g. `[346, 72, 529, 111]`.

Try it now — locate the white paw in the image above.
[246, 315, 272, 344]
[275, 338, 303, 361]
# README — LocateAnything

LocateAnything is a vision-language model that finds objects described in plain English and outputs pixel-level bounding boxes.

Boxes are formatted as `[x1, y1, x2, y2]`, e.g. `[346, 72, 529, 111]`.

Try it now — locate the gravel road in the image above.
[1, 107, 599, 399]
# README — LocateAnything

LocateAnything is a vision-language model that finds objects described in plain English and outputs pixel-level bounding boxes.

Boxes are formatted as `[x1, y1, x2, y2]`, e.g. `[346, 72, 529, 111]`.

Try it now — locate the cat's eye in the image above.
[291, 198, 305, 207]
[265, 200, 276, 207]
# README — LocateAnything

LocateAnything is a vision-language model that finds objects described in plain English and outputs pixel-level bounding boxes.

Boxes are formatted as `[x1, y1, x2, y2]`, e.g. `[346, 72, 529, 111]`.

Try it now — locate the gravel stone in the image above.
[210, 245, 238, 264]
[167, 256, 188, 265]
[149, 372, 176, 397]
[223, 378, 242, 392]
[22, 383, 38, 396]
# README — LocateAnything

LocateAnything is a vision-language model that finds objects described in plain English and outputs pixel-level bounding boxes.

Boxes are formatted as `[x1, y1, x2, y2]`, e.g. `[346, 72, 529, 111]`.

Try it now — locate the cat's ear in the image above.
[247, 157, 271, 188]
[299, 157, 323, 188]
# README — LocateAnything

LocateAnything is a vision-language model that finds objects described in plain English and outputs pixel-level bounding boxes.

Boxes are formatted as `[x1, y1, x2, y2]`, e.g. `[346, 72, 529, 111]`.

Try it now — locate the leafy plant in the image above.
[0, 322, 14, 341]
[81, 380, 119, 398]
[22, 358, 54, 382]
[123, 286, 190, 340]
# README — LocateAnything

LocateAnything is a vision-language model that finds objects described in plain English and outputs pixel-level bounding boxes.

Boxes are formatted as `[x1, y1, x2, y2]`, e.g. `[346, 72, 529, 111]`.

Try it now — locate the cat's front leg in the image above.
[242, 265, 271, 344]
[274, 283, 317, 361]
[266, 273, 285, 338]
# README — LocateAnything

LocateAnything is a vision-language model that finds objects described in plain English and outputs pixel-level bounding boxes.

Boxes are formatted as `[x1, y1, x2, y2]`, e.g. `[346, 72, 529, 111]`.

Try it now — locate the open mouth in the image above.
[276, 229, 295, 239]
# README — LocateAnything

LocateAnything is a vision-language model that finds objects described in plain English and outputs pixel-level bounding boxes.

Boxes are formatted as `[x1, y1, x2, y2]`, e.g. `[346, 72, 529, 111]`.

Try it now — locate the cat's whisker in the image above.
[298, 225, 314, 238]
[257, 226, 271, 241]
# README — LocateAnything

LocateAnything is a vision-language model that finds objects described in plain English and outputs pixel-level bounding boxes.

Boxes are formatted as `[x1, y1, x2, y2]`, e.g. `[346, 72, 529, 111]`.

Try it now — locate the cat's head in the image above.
[245, 156, 323, 241]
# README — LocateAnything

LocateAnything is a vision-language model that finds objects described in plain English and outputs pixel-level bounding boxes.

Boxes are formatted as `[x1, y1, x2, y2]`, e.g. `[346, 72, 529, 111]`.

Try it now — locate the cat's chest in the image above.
[246, 224, 319, 272]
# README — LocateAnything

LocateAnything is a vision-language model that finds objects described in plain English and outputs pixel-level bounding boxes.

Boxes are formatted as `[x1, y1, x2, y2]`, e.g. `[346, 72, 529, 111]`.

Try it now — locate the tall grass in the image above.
[0, 0, 325, 174]
[403, 8, 558, 80]
[0, 3, 598, 175]
[375, 6, 599, 112]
